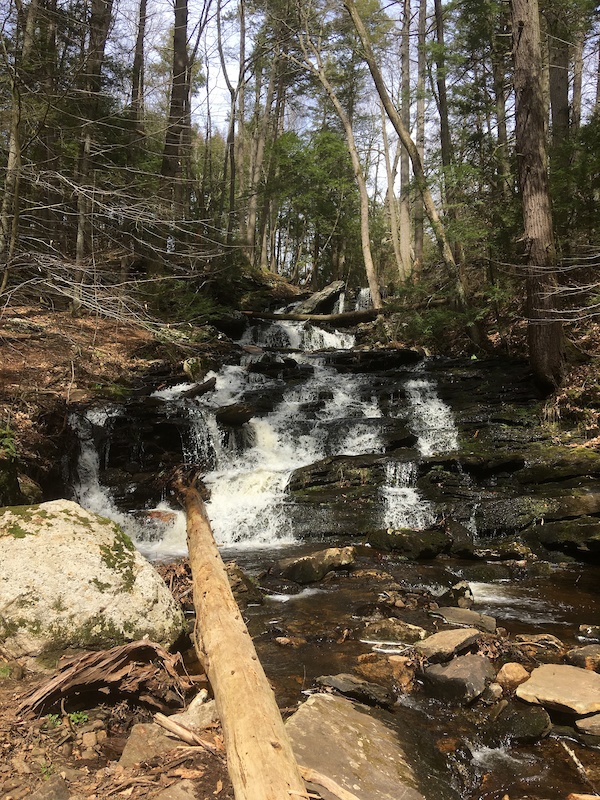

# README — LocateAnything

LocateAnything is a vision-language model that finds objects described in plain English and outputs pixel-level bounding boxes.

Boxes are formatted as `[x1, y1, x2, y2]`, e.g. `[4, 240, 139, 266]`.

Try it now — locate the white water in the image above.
[70, 320, 459, 556]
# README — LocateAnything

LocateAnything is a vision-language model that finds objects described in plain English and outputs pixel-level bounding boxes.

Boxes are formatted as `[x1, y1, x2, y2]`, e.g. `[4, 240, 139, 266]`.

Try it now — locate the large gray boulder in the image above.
[516, 664, 600, 715]
[0, 500, 185, 661]
[285, 693, 426, 800]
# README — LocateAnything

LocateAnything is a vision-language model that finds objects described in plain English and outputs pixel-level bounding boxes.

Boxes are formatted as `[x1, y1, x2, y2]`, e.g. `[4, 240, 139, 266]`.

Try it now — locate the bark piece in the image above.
[18, 641, 192, 717]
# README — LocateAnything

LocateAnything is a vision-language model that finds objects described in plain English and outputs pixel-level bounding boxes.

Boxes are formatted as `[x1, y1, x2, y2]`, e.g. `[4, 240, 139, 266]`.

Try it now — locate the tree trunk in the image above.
[343, 0, 467, 309]
[161, 0, 189, 189]
[398, 0, 412, 280]
[413, 0, 426, 276]
[177, 481, 306, 800]
[381, 102, 405, 282]
[511, 0, 564, 393]
[130, 0, 147, 128]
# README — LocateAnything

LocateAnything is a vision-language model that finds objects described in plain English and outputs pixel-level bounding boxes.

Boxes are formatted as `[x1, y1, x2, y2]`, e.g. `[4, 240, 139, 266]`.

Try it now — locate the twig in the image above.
[299, 766, 361, 800]
[154, 712, 223, 759]
[561, 741, 600, 795]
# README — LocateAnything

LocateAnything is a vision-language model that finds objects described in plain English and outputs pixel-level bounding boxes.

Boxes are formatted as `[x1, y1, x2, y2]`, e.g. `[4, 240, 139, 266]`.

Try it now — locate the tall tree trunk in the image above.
[381, 103, 405, 282]
[343, 0, 467, 310]
[413, 0, 426, 276]
[545, 8, 570, 146]
[398, 0, 412, 280]
[511, 0, 564, 393]
[73, 0, 114, 310]
[433, 0, 464, 268]
[571, 26, 584, 133]
[161, 0, 189, 196]
[0, 0, 38, 294]
[130, 0, 147, 128]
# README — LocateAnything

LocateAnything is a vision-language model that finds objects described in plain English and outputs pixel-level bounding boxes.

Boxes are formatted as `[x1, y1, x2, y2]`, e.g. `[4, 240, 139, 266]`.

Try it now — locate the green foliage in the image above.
[45, 714, 61, 729]
[0, 428, 17, 461]
[69, 711, 89, 725]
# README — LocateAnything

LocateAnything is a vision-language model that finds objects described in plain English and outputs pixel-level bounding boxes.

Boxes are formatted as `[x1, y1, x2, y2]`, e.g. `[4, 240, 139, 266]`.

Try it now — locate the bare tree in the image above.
[511, 0, 564, 392]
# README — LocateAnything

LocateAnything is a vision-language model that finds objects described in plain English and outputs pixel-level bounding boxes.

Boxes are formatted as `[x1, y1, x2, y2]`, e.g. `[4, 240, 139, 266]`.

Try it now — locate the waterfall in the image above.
[354, 288, 372, 311]
[380, 461, 435, 530]
[69, 319, 460, 555]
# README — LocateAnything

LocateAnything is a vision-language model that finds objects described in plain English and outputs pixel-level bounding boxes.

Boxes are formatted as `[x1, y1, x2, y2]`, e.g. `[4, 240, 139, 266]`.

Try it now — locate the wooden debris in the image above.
[176, 476, 306, 800]
[299, 767, 361, 800]
[154, 712, 223, 759]
[18, 641, 195, 717]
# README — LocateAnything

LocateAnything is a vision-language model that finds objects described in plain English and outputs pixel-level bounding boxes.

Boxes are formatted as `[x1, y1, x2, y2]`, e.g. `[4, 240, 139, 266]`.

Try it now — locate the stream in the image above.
[67, 314, 600, 800]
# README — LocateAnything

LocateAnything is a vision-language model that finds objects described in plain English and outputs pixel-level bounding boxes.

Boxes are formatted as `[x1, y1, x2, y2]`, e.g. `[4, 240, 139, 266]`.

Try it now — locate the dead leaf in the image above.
[214, 779, 223, 795]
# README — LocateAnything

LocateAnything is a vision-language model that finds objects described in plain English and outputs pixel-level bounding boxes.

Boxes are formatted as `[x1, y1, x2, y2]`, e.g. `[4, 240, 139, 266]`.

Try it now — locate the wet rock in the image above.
[277, 546, 355, 584]
[225, 562, 263, 607]
[485, 699, 551, 745]
[429, 607, 496, 633]
[575, 713, 600, 736]
[215, 403, 255, 426]
[516, 664, 600, 714]
[320, 347, 423, 373]
[0, 500, 185, 661]
[480, 682, 503, 704]
[514, 448, 600, 485]
[286, 693, 426, 800]
[514, 633, 565, 661]
[495, 662, 530, 691]
[355, 653, 416, 693]
[473, 540, 535, 562]
[437, 581, 474, 609]
[578, 624, 600, 643]
[367, 527, 451, 559]
[423, 654, 495, 704]
[415, 628, 481, 663]
[565, 644, 600, 672]
[362, 618, 427, 644]
[445, 521, 476, 558]
[316, 673, 395, 709]
[525, 516, 600, 560]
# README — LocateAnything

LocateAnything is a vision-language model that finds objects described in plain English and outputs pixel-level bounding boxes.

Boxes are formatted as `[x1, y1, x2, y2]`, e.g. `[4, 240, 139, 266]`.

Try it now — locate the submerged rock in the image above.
[277, 546, 356, 584]
[285, 693, 426, 800]
[316, 673, 395, 709]
[485, 699, 551, 745]
[362, 618, 427, 645]
[565, 645, 600, 672]
[516, 664, 600, 714]
[0, 500, 185, 662]
[429, 607, 496, 633]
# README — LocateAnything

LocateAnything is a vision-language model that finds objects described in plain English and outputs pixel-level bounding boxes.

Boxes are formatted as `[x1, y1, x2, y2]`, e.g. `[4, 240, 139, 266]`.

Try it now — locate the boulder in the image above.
[316, 673, 394, 709]
[355, 653, 416, 693]
[429, 607, 496, 633]
[485, 699, 551, 745]
[415, 628, 481, 664]
[578, 624, 600, 643]
[367, 528, 451, 559]
[495, 662, 530, 691]
[0, 500, 185, 661]
[436, 580, 474, 609]
[285, 693, 426, 800]
[277, 546, 356, 584]
[293, 280, 345, 315]
[516, 664, 600, 714]
[565, 645, 600, 672]
[525, 516, 600, 559]
[362, 618, 427, 645]
[423, 654, 495, 704]
[119, 723, 180, 768]
[575, 713, 600, 736]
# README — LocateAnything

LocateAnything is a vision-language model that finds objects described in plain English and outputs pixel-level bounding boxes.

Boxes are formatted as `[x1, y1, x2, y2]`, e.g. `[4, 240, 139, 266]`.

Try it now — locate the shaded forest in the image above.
[1, 0, 600, 389]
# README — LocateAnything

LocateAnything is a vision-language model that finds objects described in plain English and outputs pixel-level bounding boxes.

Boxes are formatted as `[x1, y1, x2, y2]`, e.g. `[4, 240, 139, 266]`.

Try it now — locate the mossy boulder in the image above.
[524, 516, 600, 560]
[367, 527, 451, 559]
[0, 500, 185, 664]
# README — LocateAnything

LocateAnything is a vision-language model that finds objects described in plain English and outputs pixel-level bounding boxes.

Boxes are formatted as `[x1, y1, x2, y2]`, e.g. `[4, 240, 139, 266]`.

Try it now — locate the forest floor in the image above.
[2, 301, 600, 800]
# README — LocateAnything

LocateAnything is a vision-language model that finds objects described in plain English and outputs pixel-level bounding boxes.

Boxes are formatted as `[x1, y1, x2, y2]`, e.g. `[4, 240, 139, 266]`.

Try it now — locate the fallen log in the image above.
[241, 308, 379, 326]
[176, 477, 306, 800]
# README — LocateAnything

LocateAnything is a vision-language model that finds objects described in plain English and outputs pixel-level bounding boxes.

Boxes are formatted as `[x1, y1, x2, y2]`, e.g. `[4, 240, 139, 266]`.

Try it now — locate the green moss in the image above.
[91, 578, 112, 592]
[99, 526, 137, 591]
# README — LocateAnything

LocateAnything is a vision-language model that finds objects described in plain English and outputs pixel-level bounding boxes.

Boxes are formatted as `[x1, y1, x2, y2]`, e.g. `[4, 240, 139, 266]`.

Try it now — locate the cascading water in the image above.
[70, 318, 459, 558]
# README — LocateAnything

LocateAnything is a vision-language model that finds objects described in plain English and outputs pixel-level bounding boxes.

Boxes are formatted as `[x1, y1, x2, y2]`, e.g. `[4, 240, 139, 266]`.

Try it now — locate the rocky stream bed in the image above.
[1, 304, 600, 800]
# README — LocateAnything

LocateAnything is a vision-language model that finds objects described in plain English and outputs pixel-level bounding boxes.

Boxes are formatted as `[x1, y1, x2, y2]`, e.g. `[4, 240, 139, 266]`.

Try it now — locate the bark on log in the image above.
[177, 480, 306, 800]
[241, 309, 379, 326]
